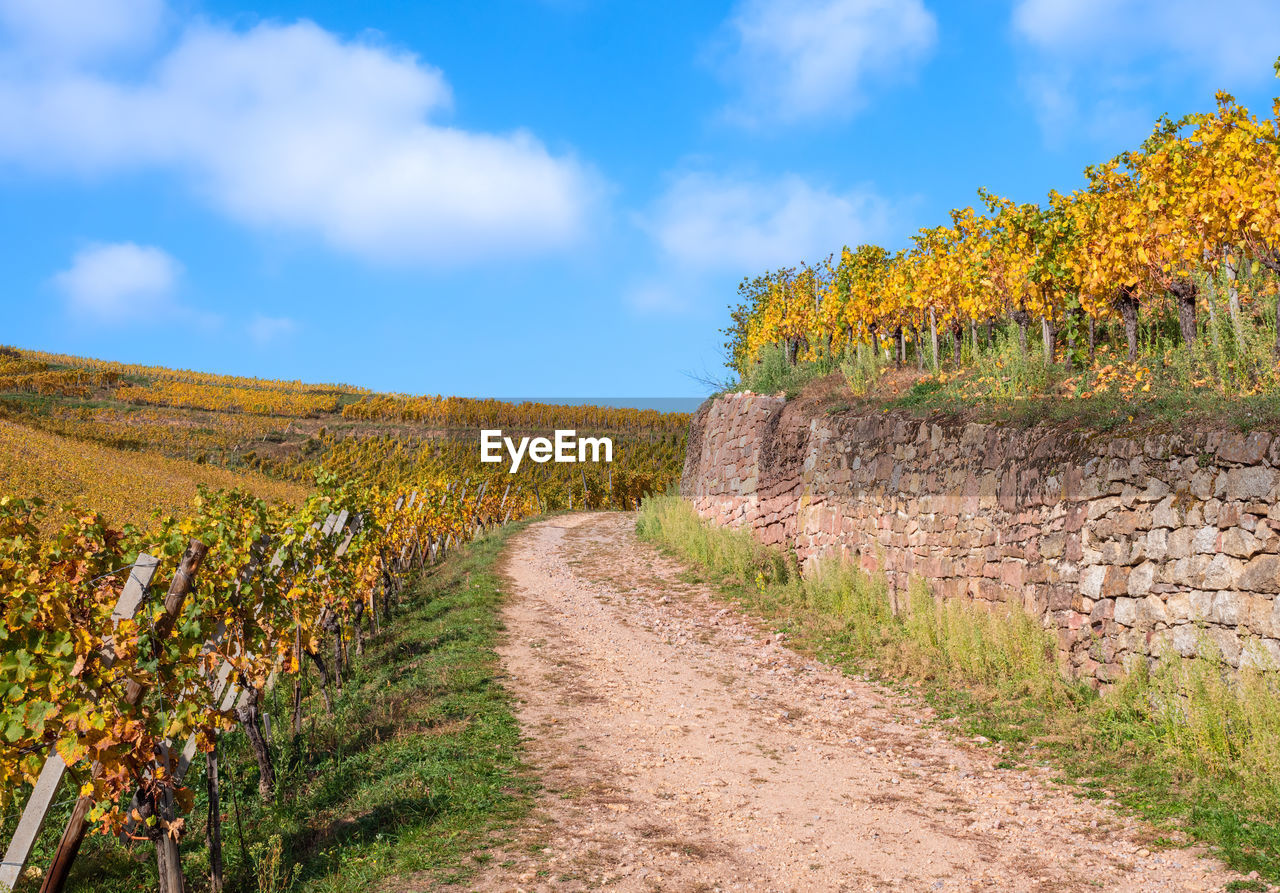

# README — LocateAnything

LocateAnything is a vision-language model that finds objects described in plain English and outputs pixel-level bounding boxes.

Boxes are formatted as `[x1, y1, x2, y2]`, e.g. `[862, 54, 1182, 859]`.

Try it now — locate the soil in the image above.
[464, 513, 1241, 892]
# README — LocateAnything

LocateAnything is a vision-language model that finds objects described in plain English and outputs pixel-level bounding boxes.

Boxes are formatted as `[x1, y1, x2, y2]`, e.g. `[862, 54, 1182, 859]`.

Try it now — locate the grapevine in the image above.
[725, 84, 1280, 378]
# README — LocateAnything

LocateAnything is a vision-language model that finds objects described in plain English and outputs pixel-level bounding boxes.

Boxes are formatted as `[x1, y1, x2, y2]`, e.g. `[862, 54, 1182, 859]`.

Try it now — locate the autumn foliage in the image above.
[0, 476, 531, 832]
[727, 87, 1280, 380]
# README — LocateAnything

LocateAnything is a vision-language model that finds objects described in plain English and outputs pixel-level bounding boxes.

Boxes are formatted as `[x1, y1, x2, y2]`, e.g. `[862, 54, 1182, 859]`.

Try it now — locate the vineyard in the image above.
[0, 481, 521, 891]
[0, 347, 689, 892]
[340, 393, 688, 435]
[0, 347, 688, 525]
[0, 419, 308, 532]
[725, 77, 1280, 417]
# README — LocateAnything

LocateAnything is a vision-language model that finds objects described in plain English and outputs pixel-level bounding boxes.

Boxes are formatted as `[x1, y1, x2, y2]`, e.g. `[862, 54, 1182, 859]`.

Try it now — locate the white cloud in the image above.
[0, 10, 598, 265]
[1012, 0, 1280, 145]
[247, 314, 296, 345]
[712, 0, 937, 125]
[0, 0, 164, 65]
[1021, 71, 1153, 149]
[52, 242, 181, 320]
[1011, 0, 1112, 51]
[644, 172, 896, 272]
[630, 171, 902, 317]
[1013, 0, 1280, 81]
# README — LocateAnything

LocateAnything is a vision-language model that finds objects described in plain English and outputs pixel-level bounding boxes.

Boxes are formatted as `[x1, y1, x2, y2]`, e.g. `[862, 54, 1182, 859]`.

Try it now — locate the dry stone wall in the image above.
[681, 392, 1280, 685]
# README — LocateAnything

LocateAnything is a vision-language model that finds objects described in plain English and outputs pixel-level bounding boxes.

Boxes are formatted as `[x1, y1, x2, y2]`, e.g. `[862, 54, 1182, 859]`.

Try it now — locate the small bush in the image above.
[634, 493, 798, 587]
[1100, 636, 1280, 818]
[840, 343, 890, 396]
[739, 344, 841, 398]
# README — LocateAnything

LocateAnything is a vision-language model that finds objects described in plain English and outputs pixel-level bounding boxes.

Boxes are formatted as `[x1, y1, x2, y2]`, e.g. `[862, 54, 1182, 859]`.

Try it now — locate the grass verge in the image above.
[637, 494, 1280, 881]
[20, 523, 531, 893]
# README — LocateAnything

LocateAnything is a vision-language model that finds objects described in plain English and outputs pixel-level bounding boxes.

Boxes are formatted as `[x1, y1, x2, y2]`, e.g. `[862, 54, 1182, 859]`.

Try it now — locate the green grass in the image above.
[637, 493, 1280, 880]
[19, 523, 532, 893]
[883, 276, 1280, 430]
[739, 343, 842, 398]
[884, 325, 1280, 432]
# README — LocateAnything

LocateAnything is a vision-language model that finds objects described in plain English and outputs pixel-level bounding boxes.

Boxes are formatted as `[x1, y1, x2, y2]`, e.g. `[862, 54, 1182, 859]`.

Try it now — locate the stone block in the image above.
[1243, 594, 1276, 637]
[1139, 595, 1169, 627]
[1239, 555, 1280, 593]
[1056, 626, 1080, 652]
[1186, 503, 1204, 527]
[1118, 627, 1147, 655]
[1172, 625, 1199, 658]
[1105, 457, 1132, 482]
[1208, 628, 1243, 666]
[1090, 598, 1115, 623]
[1139, 477, 1171, 503]
[1064, 505, 1087, 533]
[1192, 470, 1216, 500]
[1152, 495, 1182, 529]
[1114, 596, 1139, 627]
[1080, 472, 1105, 501]
[1143, 435, 1170, 459]
[1129, 538, 1147, 564]
[1216, 431, 1272, 465]
[1146, 528, 1169, 561]
[1203, 498, 1221, 526]
[1115, 508, 1149, 536]
[1166, 527, 1194, 561]
[1190, 590, 1213, 619]
[1101, 539, 1130, 565]
[1224, 466, 1278, 502]
[1188, 554, 1213, 584]
[1064, 533, 1084, 562]
[1000, 561, 1026, 587]
[1220, 527, 1263, 559]
[1040, 533, 1065, 559]
[1210, 590, 1242, 625]
[1165, 591, 1192, 623]
[1087, 496, 1120, 521]
[1240, 638, 1280, 671]
[1092, 661, 1121, 684]
[1080, 565, 1106, 599]
[1218, 502, 1242, 528]
[1128, 561, 1157, 596]
[1160, 557, 1188, 585]
[1202, 553, 1244, 590]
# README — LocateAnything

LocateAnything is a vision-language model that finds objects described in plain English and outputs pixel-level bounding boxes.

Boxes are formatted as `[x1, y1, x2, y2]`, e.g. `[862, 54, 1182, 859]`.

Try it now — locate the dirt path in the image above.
[471, 513, 1240, 892]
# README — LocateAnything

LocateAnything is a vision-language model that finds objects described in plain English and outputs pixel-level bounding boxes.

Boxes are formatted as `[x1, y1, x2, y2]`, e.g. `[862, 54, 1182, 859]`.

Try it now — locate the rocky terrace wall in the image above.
[681, 392, 1280, 685]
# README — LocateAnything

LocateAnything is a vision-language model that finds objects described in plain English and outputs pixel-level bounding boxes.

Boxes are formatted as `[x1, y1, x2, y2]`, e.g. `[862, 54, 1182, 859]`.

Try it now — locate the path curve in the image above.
[472, 513, 1238, 892]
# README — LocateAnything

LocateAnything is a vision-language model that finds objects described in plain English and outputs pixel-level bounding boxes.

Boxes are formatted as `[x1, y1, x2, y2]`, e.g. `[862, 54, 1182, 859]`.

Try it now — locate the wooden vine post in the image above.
[205, 748, 223, 893]
[41, 540, 206, 893]
[0, 555, 161, 893]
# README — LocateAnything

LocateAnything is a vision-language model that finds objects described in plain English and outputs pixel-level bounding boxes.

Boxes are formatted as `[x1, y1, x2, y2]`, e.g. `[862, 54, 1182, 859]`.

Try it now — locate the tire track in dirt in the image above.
[467, 513, 1239, 892]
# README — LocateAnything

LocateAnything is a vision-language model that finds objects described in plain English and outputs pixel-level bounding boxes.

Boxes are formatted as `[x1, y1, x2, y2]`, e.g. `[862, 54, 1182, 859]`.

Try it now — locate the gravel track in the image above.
[466, 513, 1239, 892]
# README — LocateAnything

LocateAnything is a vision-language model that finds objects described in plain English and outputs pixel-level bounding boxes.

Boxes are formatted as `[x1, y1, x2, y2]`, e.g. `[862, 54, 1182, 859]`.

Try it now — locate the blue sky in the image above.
[1, 0, 1278, 398]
